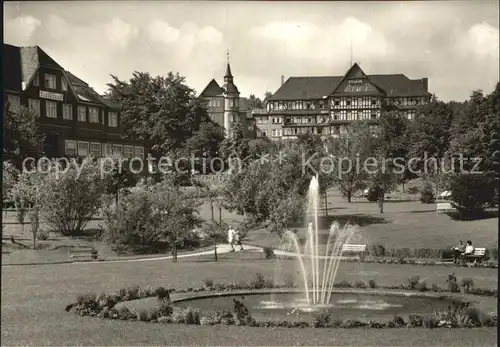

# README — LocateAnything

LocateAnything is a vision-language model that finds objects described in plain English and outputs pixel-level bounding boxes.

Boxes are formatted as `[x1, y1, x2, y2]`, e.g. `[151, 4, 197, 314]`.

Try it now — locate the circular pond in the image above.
[174, 292, 455, 322]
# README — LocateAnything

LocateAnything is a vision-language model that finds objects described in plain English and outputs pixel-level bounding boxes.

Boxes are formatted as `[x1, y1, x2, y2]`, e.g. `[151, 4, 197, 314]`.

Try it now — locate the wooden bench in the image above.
[341, 244, 367, 261]
[436, 202, 457, 214]
[68, 248, 98, 262]
[462, 248, 488, 264]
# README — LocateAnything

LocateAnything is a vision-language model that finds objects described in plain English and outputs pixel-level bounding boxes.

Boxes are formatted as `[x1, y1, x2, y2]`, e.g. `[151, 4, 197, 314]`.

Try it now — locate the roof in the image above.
[200, 79, 224, 97]
[270, 76, 343, 101]
[269, 64, 430, 100]
[3, 44, 22, 91]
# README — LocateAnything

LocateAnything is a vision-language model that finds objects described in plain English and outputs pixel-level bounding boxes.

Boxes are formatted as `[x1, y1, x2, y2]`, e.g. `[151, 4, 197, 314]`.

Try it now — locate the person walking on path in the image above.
[228, 225, 235, 251]
[234, 227, 244, 251]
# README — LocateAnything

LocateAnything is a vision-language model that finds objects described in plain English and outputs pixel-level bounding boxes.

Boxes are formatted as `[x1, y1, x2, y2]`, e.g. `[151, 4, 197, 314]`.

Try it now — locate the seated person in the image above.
[451, 240, 465, 263]
[460, 240, 474, 261]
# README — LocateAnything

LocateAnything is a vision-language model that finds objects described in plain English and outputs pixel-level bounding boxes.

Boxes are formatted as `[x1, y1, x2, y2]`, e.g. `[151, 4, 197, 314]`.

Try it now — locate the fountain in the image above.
[281, 175, 357, 305]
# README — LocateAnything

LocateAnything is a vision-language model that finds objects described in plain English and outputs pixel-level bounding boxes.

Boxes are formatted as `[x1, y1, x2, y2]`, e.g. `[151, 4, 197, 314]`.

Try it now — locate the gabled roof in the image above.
[3, 44, 64, 91]
[67, 74, 120, 109]
[200, 79, 224, 97]
[269, 63, 430, 101]
[269, 76, 343, 101]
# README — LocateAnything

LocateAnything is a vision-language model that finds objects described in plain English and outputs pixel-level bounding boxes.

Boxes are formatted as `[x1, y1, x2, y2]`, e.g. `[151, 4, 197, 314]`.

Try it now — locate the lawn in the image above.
[1, 251, 497, 346]
[2, 187, 498, 265]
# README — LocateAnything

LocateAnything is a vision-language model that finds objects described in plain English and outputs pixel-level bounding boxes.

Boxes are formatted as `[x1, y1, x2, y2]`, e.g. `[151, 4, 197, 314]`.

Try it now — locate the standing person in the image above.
[228, 225, 235, 252]
[234, 227, 244, 251]
[451, 240, 465, 264]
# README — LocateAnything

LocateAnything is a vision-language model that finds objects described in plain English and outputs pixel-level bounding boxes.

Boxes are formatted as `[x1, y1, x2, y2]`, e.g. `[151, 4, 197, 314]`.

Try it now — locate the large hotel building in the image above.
[253, 63, 431, 139]
[3, 44, 146, 160]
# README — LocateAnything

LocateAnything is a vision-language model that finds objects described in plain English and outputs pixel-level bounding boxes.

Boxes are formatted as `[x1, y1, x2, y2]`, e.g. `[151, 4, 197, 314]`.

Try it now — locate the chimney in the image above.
[281, 75, 285, 85]
[421, 78, 428, 92]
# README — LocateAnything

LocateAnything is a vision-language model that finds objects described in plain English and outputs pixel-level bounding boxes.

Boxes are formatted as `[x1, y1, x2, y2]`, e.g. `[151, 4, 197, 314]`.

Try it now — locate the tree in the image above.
[449, 173, 495, 218]
[219, 122, 250, 172]
[105, 157, 138, 205]
[324, 121, 375, 203]
[185, 121, 225, 174]
[247, 94, 264, 109]
[3, 104, 44, 168]
[106, 72, 211, 159]
[408, 98, 454, 193]
[40, 157, 110, 235]
[263, 91, 273, 105]
[8, 169, 46, 249]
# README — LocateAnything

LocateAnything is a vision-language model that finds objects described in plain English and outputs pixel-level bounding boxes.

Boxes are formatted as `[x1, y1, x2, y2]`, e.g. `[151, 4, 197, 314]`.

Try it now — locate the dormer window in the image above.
[45, 73, 56, 89]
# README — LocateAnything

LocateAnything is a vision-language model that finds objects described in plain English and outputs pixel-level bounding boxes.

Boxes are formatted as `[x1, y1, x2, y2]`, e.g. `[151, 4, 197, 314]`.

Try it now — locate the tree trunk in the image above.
[324, 191, 328, 216]
[378, 192, 384, 214]
[347, 189, 352, 203]
[210, 201, 214, 221]
[172, 243, 177, 263]
[115, 190, 119, 206]
[213, 238, 218, 261]
[402, 180, 405, 194]
[219, 207, 222, 224]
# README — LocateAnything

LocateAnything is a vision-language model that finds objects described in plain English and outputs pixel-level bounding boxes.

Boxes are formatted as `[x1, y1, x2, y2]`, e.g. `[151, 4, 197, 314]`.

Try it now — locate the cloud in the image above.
[4, 15, 41, 44]
[453, 22, 499, 59]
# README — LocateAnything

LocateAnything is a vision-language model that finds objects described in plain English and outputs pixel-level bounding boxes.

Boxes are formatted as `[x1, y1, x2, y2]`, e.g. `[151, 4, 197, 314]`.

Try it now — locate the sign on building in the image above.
[39, 90, 64, 102]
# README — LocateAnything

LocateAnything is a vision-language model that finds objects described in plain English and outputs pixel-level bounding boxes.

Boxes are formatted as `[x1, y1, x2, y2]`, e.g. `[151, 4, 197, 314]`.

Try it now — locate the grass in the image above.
[2, 250, 497, 345]
[2, 187, 498, 265]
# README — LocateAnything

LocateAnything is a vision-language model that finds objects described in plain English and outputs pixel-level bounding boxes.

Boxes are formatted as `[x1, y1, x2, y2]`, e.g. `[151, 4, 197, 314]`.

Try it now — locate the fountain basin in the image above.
[171, 289, 463, 322]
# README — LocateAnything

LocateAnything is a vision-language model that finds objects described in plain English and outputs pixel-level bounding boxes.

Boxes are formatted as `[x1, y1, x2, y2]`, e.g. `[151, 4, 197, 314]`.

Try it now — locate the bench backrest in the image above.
[473, 248, 486, 256]
[69, 249, 95, 254]
[341, 244, 367, 252]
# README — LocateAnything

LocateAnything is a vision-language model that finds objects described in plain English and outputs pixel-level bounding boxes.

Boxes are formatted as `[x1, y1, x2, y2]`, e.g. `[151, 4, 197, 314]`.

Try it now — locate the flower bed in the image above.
[65, 273, 498, 329]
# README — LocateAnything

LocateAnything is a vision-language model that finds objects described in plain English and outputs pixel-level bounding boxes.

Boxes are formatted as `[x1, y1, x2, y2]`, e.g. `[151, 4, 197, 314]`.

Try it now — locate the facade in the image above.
[255, 63, 431, 140]
[3, 44, 146, 161]
[199, 61, 255, 138]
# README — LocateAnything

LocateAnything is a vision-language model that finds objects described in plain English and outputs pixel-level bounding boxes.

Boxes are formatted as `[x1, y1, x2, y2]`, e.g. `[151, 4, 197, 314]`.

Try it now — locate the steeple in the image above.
[224, 49, 233, 80]
[222, 49, 239, 95]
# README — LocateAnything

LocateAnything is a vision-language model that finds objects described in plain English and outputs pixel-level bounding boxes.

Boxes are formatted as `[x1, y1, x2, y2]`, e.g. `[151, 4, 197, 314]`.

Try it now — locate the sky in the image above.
[4, 1, 499, 101]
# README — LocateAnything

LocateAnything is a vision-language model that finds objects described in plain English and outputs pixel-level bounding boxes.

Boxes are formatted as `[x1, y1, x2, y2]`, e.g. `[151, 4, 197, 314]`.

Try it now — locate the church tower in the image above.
[222, 52, 240, 138]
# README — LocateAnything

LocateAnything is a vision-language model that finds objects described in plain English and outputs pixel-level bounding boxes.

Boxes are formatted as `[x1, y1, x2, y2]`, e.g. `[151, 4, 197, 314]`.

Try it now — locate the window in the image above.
[272, 129, 277, 137]
[78, 141, 89, 157]
[89, 107, 99, 123]
[62, 78, 68, 91]
[32, 73, 39, 87]
[65, 140, 77, 156]
[46, 101, 58, 119]
[134, 146, 144, 159]
[112, 144, 123, 156]
[45, 73, 57, 89]
[123, 145, 133, 158]
[371, 113, 377, 120]
[78, 106, 86, 122]
[108, 112, 118, 127]
[63, 104, 73, 120]
[28, 99, 40, 116]
[102, 143, 112, 157]
[101, 110, 105, 124]
[90, 142, 101, 157]
[7, 95, 21, 113]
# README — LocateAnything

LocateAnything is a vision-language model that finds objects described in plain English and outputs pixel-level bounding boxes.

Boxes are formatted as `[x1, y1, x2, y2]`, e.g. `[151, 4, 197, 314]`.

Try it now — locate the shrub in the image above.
[172, 307, 200, 325]
[284, 274, 295, 288]
[156, 302, 173, 317]
[124, 286, 140, 301]
[233, 299, 255, 326]
[263, 247, 276, 259]
[312, 309, 331, 327]
[38, 229, 49, 240]
[423, 314, 440, 328]
[420, 183, 435, 204]
[138, 286, 153, 298]
[155, 287, 170, 302]
[335, 280, 352, 288]
[446, 273, 460, 292]
[366, 186, 381, 202]
[407, 276, 421, 290]
[354, 280, 366, 289]
[415, 280, 428, 292]
[449, 173, 495, 218]
[203, 278, 214, 287]
[431, 284, 441, 292]
[367, 244, 386, 257]
[408, 314, 424, 327]
[460, 278, 474, 293]
[392, 315, 406, 327]
[136, 309, 150, 322]
[341, 319, 367, 328]
[250, 273, 266, 289]
[265, 278, 275, 288]
[368, 279, 378, 289]
[117, 306, 136, 320]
